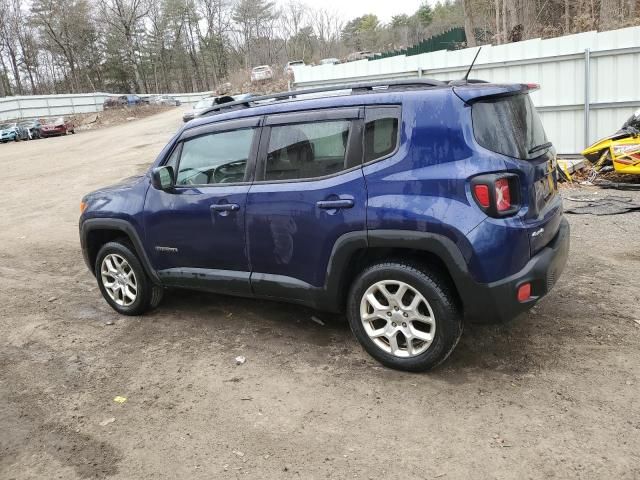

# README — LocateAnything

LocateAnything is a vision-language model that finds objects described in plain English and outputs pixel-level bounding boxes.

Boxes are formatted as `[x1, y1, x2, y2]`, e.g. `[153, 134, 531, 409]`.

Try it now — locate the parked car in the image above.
[182, 94, 253, 123]
[284, 60, 305, 76]
[0, 122, 29, 142]
[250, 65, 274, 83]
[103, 96, 125, 109]
[319, 58, 340, 65]
[79, 79, 569, 372]
[148, 95, 181, 106]
[19, 119, 42, 139]
[103, 94, 147, 109]
[41, 117, 75, 137]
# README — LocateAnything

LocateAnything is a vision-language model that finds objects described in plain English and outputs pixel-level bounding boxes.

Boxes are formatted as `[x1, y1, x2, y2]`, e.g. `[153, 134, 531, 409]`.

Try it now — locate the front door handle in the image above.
[210, 203, 240, 212]
[316, 199, 354, 209]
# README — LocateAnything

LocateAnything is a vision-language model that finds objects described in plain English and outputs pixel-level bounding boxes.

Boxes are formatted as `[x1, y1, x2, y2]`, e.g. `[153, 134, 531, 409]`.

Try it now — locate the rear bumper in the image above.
[463, 217, 570, 323]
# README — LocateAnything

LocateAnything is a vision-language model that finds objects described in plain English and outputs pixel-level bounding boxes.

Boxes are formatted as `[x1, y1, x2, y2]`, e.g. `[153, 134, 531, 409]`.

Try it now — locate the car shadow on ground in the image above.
[144, 288, 559, 377]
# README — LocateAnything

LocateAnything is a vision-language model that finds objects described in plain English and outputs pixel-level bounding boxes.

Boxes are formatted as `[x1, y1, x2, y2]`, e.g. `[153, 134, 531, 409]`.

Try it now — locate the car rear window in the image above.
[472, 94, 549, 160]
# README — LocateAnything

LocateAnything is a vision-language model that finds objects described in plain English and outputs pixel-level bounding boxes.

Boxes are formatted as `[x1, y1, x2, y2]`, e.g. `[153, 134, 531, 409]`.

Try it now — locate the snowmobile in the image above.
[582, 108, 640, 175]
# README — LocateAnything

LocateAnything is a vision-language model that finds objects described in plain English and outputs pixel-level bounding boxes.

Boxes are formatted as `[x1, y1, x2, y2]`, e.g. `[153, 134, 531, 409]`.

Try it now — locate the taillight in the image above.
[495, 178, 511, 211]
[471, 174, 519, 217]
[473, 184, 490, 208]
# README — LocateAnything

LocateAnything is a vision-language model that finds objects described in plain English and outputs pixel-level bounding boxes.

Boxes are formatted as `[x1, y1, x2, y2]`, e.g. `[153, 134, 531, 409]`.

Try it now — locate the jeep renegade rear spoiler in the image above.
[453, 83, 539, 104]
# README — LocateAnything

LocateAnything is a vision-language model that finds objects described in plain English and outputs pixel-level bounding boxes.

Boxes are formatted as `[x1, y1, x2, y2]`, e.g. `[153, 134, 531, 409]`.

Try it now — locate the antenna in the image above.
[462, 47, 482, 82]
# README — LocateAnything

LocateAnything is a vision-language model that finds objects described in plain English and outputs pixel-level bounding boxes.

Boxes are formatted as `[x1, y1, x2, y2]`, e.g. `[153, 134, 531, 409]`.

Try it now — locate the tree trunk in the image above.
[6, 43, 23, 95]
[521, 0, 536, 39]
[502, 0, 508, 43]
[599, 0, 620, 30]
[564, 0, 571, 33]
[0, 55, 11, 96]
[494, 0, 502, 43]
[462, 0, 477, 47]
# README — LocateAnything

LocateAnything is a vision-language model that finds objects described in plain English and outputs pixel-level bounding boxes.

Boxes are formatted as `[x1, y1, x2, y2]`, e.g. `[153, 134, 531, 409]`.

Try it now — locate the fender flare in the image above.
[80, 218, 160, 284]
[322, 229, 473, 312]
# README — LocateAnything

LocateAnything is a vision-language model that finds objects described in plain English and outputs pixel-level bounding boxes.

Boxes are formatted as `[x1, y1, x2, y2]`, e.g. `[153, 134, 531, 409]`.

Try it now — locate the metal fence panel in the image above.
[292, 26, 640, 154]
[0, 91, 213, 123]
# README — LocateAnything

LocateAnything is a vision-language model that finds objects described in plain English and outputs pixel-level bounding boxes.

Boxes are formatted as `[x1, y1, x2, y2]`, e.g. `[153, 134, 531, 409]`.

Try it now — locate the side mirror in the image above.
[151, 166, 175, 190]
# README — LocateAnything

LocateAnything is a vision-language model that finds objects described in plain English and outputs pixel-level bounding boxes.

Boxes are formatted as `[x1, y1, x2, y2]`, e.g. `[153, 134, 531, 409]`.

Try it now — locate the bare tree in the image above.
[462, 0, 477, 46]
[98, 0, 150, 92]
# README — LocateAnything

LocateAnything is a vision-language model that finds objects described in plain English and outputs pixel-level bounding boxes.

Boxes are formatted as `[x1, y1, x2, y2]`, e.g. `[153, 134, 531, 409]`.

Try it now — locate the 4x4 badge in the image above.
[155, 246, 178, 253]
[531, 228, 545, 238]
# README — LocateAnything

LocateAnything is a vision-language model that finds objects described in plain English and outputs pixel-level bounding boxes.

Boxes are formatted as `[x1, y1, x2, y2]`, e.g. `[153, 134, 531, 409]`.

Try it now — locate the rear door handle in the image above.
[316, 199, 354, 209]
[210, 203, 240, 212]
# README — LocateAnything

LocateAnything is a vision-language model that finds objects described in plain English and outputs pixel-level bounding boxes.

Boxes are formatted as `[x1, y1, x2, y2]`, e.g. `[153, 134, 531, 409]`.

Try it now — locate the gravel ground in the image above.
[0, 109, 639, 480]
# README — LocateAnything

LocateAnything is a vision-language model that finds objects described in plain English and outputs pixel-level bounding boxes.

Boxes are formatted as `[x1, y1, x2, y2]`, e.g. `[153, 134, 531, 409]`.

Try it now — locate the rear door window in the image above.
[265, 120, 351, 181]
[472, 94, 549, 160]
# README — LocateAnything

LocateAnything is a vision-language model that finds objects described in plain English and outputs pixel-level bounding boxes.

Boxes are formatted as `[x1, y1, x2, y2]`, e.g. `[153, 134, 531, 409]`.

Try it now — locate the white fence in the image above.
[0, 91, 213, 123]
[293, 26, 640, 155]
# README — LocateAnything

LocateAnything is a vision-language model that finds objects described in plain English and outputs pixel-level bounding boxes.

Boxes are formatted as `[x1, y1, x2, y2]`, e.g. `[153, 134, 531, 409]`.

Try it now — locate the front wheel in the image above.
[347, 261, 463, 372]
[95, 241, 163, 315]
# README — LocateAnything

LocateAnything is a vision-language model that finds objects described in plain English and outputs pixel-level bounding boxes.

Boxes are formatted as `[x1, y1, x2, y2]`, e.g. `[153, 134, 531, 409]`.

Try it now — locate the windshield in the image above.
[472, 94, 549, 160]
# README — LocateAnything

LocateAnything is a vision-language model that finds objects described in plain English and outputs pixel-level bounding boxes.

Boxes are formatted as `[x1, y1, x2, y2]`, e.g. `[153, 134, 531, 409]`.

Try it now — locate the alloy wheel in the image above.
[359, 280, 436, 358]
[100, 253, 138, 306]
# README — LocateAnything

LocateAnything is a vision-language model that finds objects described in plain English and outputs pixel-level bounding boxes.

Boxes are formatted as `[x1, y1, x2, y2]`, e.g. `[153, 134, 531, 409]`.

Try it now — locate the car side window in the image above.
[265, 120, 351, 181]
[364, 108, 400, 163]
[175, 128, 255, 186]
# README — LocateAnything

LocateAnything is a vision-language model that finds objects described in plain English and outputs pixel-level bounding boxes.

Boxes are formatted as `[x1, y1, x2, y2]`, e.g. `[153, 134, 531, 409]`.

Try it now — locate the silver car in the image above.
[250, 65, 274, 83]
[182, 94, 254, 123]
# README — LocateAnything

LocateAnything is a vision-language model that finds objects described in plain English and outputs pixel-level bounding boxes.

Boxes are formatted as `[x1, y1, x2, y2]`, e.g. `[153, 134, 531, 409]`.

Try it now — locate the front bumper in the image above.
[41, 128, 64, 136]
[463, 217, 570, 323]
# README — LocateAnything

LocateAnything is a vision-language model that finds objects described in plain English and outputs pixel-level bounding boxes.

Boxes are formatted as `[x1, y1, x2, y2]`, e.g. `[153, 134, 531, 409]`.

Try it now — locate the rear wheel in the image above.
[347, 261, 463, 372]
[95, 241, 163, 315]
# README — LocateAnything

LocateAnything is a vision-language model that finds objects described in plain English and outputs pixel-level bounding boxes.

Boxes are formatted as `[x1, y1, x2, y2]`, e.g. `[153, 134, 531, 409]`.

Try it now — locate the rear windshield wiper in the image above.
[528, 142, 553, 155]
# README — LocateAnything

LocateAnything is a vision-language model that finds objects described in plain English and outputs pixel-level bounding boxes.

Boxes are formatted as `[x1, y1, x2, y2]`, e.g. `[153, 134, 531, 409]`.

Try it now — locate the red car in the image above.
[40, 117, 75, 137]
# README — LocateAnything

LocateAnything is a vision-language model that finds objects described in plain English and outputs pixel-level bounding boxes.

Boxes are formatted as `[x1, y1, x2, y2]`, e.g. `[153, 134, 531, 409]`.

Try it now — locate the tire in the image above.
[95, 241, 163, 315]
[347, 260, 463, 372]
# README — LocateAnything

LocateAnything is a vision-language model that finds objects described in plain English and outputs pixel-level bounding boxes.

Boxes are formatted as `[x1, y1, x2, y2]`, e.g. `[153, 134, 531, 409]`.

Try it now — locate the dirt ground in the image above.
[72, 104, 174, 132]
[0, 109, 639, 480]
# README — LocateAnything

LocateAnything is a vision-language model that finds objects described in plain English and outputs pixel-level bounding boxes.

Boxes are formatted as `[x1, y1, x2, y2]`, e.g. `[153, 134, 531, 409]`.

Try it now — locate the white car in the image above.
[320, 58, 340, 65]
[148, 95, 181, 106]
[250, 65, 274, 83]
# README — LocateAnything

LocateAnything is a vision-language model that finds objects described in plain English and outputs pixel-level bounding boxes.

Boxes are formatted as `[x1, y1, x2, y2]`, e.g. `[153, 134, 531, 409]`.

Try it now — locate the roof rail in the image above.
[199, 78, 446, 117]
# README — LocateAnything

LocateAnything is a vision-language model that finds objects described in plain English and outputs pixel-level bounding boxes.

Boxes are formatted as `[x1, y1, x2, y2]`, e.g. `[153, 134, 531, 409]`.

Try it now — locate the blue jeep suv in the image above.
[79, 79, 569, 371]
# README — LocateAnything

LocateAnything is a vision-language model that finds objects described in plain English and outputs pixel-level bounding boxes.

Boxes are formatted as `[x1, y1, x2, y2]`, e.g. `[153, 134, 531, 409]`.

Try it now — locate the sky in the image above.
[288, 0, 428, 24]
